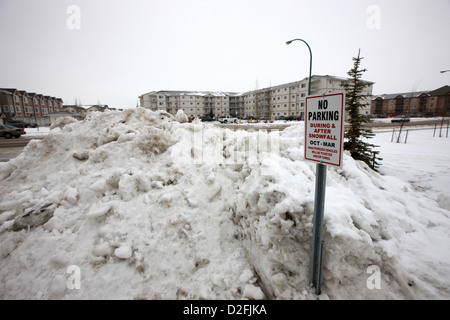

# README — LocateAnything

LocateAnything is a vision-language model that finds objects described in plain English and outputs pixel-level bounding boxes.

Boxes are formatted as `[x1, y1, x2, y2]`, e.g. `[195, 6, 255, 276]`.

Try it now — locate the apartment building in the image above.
[371, 85, 450, 117]
[0, 88, 64, 126]
[139, 75, 374, 120]
[139, 91, 241, 118]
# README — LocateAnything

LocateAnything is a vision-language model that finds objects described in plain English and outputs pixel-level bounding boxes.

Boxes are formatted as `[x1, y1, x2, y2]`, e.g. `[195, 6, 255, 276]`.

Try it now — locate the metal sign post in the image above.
[310, 161, 327, 294]
[305, 93, 345, 295]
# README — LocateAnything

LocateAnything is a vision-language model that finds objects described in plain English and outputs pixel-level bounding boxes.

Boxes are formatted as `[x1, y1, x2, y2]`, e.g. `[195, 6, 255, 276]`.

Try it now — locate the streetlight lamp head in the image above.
[286, 40, 293, 45]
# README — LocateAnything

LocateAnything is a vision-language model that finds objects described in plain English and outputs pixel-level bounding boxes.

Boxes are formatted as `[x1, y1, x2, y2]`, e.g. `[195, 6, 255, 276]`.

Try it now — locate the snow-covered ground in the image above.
[0, 108, 449, 300]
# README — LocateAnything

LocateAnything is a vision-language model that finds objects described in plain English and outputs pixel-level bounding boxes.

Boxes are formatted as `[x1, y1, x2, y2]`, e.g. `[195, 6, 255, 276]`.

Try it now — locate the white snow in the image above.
[0, 108, 449, 300]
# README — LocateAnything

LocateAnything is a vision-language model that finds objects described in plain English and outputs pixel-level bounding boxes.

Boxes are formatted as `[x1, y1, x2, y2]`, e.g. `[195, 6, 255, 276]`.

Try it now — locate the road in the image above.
[0, 136, 44, 162]
[216, 118, 448, 131]
[362, 118, 448, 129]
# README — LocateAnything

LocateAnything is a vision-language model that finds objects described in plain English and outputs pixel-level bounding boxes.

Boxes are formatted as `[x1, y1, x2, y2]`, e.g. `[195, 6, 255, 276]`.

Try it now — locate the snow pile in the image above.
[0, 108, 449, 300]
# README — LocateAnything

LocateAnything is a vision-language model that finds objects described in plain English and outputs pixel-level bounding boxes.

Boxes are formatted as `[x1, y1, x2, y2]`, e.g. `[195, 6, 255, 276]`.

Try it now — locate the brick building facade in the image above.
[371, 85, 450, 117]
[0, 88, 63, 126]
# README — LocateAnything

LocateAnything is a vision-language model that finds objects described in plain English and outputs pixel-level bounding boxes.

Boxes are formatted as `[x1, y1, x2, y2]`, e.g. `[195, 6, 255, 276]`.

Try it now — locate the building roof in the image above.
[373, 91, 430, 100]
[308, 74, 374, 84]
[2, 88, 18, 95]
[139, 75, 375, 99]
[144, 90, 240, 97]
[1, 88, 62, 99]
[429, 85, 450, 96]
[0, 89, 13, 95]
[372, 85, 450, 100]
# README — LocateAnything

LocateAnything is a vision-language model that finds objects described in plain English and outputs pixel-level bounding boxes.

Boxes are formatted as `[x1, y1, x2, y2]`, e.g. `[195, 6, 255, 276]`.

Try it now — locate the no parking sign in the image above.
[305, 93, 345, 167]
[305, 92, 345, 295]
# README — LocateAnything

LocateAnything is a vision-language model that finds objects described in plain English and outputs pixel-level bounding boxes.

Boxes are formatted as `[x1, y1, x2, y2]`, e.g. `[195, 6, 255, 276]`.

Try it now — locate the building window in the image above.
[301, 83, 306, 88]
[3, 105, 9, 112]
[301, 93, 306, 97]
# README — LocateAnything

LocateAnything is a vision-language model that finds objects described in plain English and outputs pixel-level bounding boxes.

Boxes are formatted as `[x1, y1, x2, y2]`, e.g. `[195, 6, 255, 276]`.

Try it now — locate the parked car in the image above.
[6, 120, 37, 128]
[391, 115, 410, 123]
[275, 116, 287, 120]
[0, 124, 26, 139]
[218, 115, 238, 123]
[198, 116, 214, 122]
[259, 116, 270, 121]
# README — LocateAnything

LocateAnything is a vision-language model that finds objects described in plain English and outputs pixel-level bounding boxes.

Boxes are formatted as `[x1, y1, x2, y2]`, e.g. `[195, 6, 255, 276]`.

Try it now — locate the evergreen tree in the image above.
[342, 49, 382, 171]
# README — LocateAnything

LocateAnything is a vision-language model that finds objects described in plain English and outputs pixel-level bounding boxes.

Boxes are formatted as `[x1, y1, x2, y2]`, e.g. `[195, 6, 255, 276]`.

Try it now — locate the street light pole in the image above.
[286, 39, 313, 95]
[287, 38, 326, 295]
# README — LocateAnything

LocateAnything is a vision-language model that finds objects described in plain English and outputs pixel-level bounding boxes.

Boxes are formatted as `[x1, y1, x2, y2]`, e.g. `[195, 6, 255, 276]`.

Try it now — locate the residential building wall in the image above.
[139, 75, 374, 120]
[371, 85, 450, 117]
[0, 89, 14, 123]
[0, 88, 64, 125]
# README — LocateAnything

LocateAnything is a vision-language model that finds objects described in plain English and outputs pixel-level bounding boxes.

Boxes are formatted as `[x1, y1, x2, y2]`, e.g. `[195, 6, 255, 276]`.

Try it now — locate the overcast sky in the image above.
[0, 0, 449, 108]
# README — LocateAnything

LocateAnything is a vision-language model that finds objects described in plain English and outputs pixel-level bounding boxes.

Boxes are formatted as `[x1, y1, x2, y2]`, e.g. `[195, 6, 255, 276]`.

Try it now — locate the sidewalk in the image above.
[25, 126, 51, 138]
